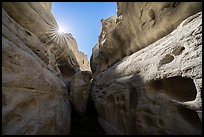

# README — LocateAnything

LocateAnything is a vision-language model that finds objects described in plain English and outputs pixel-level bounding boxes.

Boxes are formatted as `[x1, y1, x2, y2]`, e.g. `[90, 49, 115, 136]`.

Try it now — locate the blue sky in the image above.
[52, 2, 116, 60]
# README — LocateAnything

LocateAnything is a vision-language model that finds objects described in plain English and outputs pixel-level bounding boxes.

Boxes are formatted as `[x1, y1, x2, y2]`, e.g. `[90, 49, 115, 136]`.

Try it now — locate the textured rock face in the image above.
[2, 8, 71, 134]
[2, 2, 57, 42]
[2, 38, 71, 135]
[91, 2, 202, 74]
[2, 2, 90, 75]
[40, 2, 52, 11]
[70, 71, 92, 116]
[91, 11, 202, 135]
[2, 2, 91, 135]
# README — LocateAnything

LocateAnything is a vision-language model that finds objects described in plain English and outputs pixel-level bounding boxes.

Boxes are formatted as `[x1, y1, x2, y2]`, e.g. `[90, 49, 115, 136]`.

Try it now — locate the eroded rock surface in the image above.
[40, 2, 52, 11]
[2, 2, 90, 74]
[2, 2, 91, 135]
[2, 12, 71, 134]
[91, 2, 202, 74]
[91, 11, 202, 135]
[2, 2, 202, 135]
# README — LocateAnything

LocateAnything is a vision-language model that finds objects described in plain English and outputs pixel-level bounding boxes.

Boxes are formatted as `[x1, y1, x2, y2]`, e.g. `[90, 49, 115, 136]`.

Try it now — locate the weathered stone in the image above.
[3, 2, 202, 135]
[40, 2, 52, 11]
[2, 35, 71, 135]
[91, 12, 202, 135]
[2, 2, 91, 135]
[2, 8, 49, 66]
[91, 2, 202, 74]
[70, 71, 92, 116]
[2, 2, 90, 73]
[2, 2, 57, 42]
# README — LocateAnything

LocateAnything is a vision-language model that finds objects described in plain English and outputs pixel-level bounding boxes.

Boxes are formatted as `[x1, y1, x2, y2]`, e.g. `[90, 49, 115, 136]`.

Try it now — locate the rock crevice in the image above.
[2, 2, 202, 135]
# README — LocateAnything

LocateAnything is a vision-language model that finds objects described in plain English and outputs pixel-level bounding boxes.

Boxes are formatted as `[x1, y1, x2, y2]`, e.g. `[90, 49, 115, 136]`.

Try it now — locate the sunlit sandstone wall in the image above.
[91, 2, 202, 135]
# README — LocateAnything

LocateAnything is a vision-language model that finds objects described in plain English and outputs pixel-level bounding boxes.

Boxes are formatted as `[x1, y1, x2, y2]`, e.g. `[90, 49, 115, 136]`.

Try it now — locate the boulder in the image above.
[70, 71, 92, 116]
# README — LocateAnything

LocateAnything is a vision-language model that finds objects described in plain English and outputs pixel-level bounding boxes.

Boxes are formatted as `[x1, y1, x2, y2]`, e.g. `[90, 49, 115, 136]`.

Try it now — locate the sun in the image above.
[58, 27, 65, 34]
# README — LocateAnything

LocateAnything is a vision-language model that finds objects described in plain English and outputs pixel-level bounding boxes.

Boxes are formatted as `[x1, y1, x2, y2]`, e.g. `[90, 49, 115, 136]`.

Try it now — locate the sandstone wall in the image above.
[91, 2, 202, 74]
[2, 2, 90, 74]
[91, 2, 202, 135]
[2, 8, 71, 134]
[40, 2, 52, 11]
[2, 2, 91, 135]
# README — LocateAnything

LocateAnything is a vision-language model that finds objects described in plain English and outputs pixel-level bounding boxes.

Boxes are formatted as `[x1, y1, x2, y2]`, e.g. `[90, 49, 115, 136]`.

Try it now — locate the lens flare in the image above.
[58, 27, 65, 34]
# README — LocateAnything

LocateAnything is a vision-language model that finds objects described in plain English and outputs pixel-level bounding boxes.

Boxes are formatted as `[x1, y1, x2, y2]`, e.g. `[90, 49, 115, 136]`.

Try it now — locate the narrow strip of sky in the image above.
[52, 2, 116, 60]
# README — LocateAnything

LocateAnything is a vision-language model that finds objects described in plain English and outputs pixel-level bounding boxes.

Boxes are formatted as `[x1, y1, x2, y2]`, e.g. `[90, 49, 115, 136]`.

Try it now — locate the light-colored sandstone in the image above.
[2, 9, 49, 66]
[2, 35, 71, 135]
[40, 2, 52, 11]
[2, 2, 91, 135]
[91, 2, 202, 74]
[2, 2, 90, 72]
[91, 12, 202, 135]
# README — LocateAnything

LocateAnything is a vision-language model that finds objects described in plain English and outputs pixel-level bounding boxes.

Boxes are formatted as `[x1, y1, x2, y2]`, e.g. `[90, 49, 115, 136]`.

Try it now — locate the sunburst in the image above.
[58, 27, 65, 34]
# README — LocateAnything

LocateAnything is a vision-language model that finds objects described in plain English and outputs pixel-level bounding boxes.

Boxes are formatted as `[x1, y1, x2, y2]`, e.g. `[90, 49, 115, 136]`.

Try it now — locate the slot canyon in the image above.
[2, 2, 202, 135]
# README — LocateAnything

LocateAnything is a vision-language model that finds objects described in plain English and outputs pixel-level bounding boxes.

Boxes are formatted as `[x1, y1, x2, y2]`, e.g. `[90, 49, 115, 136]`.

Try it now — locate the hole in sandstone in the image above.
[142, 114, 154, 126]
[160, 3, 171, 10]
[172, 2, 180, 8]
[148, 9, 155, 20]
[120, 94, 125, 102]
[120, 105, 127, 112]
[19, 98, 37, 114]
[107, 94, 115, 105]
[6, 113, 22, 127]
[159, 54, 174, 65]
[172, 46, 185, 56]
[147, 76, 197, 102]
[158, 119, 164, 126]
[25, 30, 31, 36]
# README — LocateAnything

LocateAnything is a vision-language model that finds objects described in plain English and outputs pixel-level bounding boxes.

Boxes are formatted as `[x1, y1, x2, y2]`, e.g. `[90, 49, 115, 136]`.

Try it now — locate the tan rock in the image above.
[91, 2, 202, 74]
[91, 12, 202, 135]
[2, 2, 90, 72]
[2, 2, 57, 42]
[40, 2, 52, 11]
[2, 8, 49, 66]
[70, 71, 92, 116]
[2, 2, 92, 134]
[2, 35, 71, 135]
